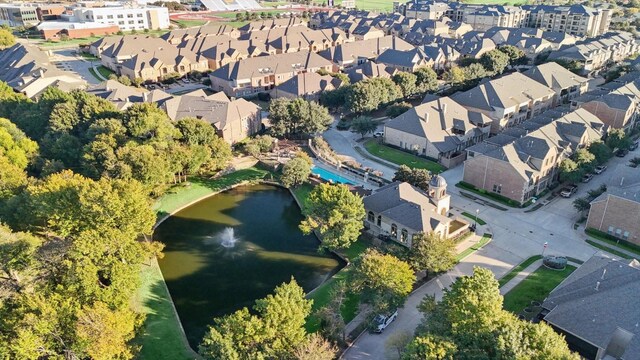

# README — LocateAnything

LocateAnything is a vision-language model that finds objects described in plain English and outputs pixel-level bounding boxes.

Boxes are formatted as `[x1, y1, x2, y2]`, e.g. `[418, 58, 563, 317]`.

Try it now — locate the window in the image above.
[608, 226, 614, 235]
[117, 14, 123, 19]
[616, 228, 622, 237]
[367, 211, 374, 222]
[118, 21, 124, 25]
[137, 13, 143, 17]
[97, 15, 103, 19]
[138, 20, 144, 24]
[127, 14, 133, 18]
[107, 15, 113, 19]
[401, 229, 408, 243]
[623, 231, 630, 240]
[492, 184, 502, 194]
[128, 20, 134, 24]
[377, 215, 381, 227]
[391, 224, 397, 239]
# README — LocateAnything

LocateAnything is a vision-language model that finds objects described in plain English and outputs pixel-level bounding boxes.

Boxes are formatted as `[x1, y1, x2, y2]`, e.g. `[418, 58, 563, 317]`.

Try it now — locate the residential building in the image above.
[162, 25, 241, 45]
[86, 79, 148, 110]
[393, 1, 450, 20]
[344, 60, 395, 82]
[69, 4, 170, 31]
[363, 180, 469, 247]
[462, 108, 604, 204]
[318, 35, 414, 69]
[376, 47, 432, 72]
[452, 72, 557, 134]
[541, 254, 640, 359]
[460, 6, 530, 32]
[271, 72, 341, 101]
[198, 0, 261, 11]
[523, 62, 589, 105]
[585, 165, 640, 245]
[156, 91, 262, 144]
[351, 25, 385, 41]
[524, 4, 611, 37]
[209, 51, 333, 97]
[384, 97, 492, 168]
[572, 78, 640, 131]
[547, 32, 638, 76]
[0, 43, 86, 99]
[238, 18, 307, 33]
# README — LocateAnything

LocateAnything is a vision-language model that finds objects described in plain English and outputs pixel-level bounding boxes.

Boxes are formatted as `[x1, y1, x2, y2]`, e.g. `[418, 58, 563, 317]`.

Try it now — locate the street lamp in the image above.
[474, 208, 479, 232]
[542, 242, 548, 257]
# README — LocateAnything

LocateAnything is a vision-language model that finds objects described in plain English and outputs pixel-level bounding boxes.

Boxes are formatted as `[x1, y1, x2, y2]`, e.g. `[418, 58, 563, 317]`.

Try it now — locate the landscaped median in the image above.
[456, 233, 492, 262]
[585, 228, 640, 259]
[135, 167, 273, 359]
[363, 139, 445, 173]
[461, 211, 487, 226]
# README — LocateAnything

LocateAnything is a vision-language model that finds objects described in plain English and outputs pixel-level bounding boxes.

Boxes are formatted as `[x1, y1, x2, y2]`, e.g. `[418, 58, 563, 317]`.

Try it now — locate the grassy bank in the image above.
[586, 228, 640, 257]
[135, 167, 271, 359]
[585, 239, 635, 260]
[461, 212, 487, 226]
[456, 234, 492, 262]
[363, 139, 445, 173]
[503, 265, 576, 313]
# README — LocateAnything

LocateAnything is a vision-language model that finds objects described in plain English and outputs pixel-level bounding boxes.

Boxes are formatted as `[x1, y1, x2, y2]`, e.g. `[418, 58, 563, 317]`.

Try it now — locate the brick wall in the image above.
[463, 154, 527, 203]
[586, 195, 640, 246]
[580, 101, 632, 129]
[41, 25, 120, 40]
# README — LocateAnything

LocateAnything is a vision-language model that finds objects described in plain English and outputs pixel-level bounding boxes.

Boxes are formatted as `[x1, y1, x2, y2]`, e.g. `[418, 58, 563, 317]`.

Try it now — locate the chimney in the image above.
[595, 281, 600, 291]
[442, 103, 447, 114]
[424, 113, 429, 122]
[601, 269, 606, 280]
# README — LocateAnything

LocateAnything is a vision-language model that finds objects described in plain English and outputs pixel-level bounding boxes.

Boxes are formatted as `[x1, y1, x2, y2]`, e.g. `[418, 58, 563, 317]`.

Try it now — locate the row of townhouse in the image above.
[571, 73, 640, 131]
[462, 107, 605, 205]
[547, 32, 639, 76]
[393, 1, 611, 37]
[381, 62, 590, 168]
[87, 80, 261, 144]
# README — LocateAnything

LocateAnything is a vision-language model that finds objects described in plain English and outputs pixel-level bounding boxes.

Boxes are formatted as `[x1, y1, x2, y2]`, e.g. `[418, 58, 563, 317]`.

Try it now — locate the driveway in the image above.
[49, 49, 102, 85]
[323, 118, 396, 180]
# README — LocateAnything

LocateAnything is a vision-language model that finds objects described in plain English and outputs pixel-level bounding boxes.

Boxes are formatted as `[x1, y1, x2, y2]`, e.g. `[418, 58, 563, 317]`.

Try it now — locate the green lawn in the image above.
[88, 67, 103, 82]
[363, 139, 445, 173]
[498, 255, 542, 287]
[586, 240, 635, 260]
[133, 262, 195, 360]
[291, 183, 315, 212]
[461, 212, 487, 226]
[586, 228, 640, 257]
[153, 167, 271, 218]
[456, 234, 492, 262]
[171, 19, 208, 28]
[503, 265, 576, 313]
[215, 10, 290, 18]
[96, 65, 114, 79]
[334, 0, 395, 11]
[40, 36, 103, 48]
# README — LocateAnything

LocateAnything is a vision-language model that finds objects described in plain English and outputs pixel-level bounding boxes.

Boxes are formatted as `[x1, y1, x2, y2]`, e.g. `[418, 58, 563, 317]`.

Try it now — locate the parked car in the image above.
[582, 173, 594, 183]
[373, 131, 384, 138]
[630, 141, 639, 151]
[616, 149, 629, 157]
[594, 165, 607, 174]
[372, 309, 398, 333]
[560, 185, 578, 198]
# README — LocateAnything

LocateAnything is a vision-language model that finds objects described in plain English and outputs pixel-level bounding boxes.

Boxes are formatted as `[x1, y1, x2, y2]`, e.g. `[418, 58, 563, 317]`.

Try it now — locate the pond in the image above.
[154, 184, 343, 348]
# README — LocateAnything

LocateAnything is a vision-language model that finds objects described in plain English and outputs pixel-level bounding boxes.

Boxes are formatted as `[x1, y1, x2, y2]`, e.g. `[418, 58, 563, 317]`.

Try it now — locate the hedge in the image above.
[456, 181, 522, 207]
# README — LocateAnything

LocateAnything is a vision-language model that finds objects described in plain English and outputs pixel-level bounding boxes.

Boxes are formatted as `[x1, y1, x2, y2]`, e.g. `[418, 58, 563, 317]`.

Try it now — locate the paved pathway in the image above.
[499, 259, 543, 295]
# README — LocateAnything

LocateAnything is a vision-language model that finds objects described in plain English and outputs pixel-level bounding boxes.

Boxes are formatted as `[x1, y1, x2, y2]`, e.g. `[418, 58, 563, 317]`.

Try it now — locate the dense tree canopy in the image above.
[393, 165, 432, 191]
[269, 98, 333, 138]
[0, 29, 15, 49]
[408, 232, 456, 276]
[281, 153, 312, 188]
[299, 183, 365, 251]
[346, 78, 402, 113]
[411, 267, 579, 359]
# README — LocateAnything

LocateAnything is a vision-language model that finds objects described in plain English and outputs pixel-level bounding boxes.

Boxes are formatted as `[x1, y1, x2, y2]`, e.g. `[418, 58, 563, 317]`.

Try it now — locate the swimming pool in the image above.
[311, 166, 356, 185]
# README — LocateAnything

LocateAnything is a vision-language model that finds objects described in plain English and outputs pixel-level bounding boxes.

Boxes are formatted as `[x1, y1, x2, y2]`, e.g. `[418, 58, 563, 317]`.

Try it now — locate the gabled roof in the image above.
[363, 182, 451, 232]
[210, 51, 332, 81]
[452, 72, 555, 112]
[523, 62, 588, 92]
[385, 97, 491, 153]
[318, 35, 413, 64]
[542, 254, 640, 359]
[273, 72, 338, 97]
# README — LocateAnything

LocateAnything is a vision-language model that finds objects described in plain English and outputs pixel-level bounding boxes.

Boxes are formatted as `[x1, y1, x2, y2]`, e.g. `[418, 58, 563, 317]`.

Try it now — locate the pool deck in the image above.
[312, 160, 376, 190]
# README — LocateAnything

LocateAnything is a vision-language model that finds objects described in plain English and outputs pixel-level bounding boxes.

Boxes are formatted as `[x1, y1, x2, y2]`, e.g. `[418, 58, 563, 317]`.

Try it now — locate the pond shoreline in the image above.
[141, 175, 343, 358]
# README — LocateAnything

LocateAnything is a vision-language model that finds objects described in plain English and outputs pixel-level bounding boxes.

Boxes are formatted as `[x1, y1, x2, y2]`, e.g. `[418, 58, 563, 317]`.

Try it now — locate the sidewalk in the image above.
[499, 259, 543, 295]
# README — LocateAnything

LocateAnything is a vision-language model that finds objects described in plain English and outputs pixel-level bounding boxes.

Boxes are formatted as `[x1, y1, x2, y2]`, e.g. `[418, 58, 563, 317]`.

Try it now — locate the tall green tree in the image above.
[574, 148, 596, 172]
[351, 249, 415, 311]
[606, 128, 631, 150]
[281, 155, 312, 188]
[393, 165, 432, 191]
[558, 158, 583, 183]
[350, 116, 377, 139]
[408, 232, 456, 277]
[393, 72, 419, 98]
[588, 141, 612, 165]
[402, 335, 457, 360]
[299, 183, 365, 251]
[269, 98, 333, 138]
[443, 66, 465, 87]
[346, 78, 402, 113]
[414, 67, 438, 93]
[0, 29, 16, 49]
[498, 45, 527, 65]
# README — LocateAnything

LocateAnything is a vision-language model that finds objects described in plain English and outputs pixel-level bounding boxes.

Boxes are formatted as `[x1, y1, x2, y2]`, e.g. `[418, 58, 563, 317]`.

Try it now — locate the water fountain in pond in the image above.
[220, 227, 237, 248]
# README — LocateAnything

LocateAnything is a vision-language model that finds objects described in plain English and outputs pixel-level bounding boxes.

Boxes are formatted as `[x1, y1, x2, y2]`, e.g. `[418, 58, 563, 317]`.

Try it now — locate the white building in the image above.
[71, 4, 170, 31]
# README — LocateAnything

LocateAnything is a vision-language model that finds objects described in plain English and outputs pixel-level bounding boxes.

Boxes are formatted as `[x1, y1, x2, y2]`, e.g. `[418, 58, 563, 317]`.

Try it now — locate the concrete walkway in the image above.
[585, 236, 639, 259]
[499, 259, 543, 295]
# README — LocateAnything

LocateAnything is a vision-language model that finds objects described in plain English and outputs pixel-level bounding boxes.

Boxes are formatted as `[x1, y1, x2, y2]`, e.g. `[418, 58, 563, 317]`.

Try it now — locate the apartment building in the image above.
[318, 35, 414, 69]
[460, 6, 530, 32]
[393, 1, 449, 20]
[523, 62, 589, 105]
[587, 185, 640, 246]
[376, 47, 432, 72]
[547, 32, 638, 76]
[572, 76, 640, 130]
[0, 3, 39, 27]
[451, 72, 556, 134]
[462, 108, 604, 204]
[271, 72, 341, 101]
[209, 51, 333, 97]
[524, 4, 611, 38]
[70, 4, 170, 31]
[384, 96, 492, 168]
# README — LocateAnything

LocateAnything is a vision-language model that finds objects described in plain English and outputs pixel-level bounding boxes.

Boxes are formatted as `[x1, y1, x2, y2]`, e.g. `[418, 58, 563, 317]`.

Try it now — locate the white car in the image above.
[594, 165, 607, 174]
[373, 131, 384, 138]
[373, 309, 398, 333]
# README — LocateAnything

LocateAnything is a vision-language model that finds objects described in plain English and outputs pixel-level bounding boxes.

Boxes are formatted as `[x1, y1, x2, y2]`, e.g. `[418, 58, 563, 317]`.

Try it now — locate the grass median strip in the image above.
[456, 234, 492, 262]
[586, 239, 634, 260]
[461, 212, 487, 226]
[586, 228, 640, 257]
[498, 255, 543, 287]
